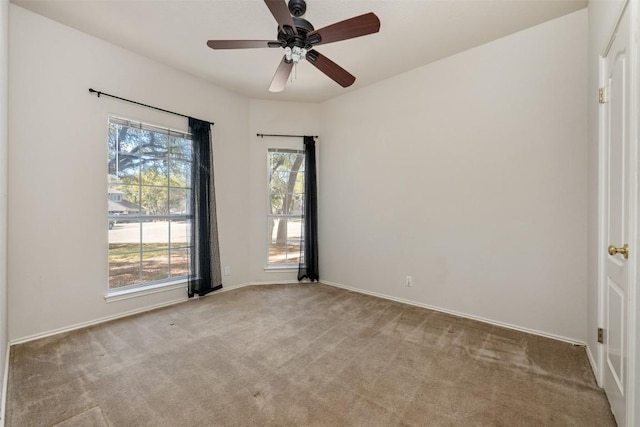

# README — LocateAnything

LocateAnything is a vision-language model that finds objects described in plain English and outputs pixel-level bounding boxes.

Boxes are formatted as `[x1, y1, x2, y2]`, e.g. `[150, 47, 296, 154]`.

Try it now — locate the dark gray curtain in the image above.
[298, 136, 319, 281]
[188, 117, 222, 297]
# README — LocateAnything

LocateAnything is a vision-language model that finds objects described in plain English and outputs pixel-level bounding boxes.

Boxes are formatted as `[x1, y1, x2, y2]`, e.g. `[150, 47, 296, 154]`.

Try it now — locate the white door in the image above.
[601, 3, 632, 426]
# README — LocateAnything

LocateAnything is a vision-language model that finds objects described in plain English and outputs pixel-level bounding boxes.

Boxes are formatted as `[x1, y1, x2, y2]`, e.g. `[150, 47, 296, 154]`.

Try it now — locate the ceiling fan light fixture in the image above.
[285, 46, 307, 64]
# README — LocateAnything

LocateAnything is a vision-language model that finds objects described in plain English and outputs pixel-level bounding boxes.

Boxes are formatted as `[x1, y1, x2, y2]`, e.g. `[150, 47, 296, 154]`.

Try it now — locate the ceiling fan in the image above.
[207, 0, 381, 92]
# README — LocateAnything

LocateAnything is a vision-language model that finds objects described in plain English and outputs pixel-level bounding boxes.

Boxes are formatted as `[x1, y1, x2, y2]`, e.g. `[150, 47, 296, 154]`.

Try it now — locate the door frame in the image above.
[597, 0, 638, 424]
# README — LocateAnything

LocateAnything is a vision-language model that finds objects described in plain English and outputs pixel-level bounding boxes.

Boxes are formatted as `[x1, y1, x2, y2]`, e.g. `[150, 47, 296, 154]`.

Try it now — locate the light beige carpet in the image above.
[7, 283, 615, 426]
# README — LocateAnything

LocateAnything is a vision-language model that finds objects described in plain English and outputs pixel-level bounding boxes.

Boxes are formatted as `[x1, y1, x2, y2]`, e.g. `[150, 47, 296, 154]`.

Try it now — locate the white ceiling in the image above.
[12, 0, 587, 103]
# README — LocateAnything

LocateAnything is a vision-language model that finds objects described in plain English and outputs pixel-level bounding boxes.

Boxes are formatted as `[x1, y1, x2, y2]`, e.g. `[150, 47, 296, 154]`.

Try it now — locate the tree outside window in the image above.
[108, 116, 192, 289]
[268, 149, 305, 266]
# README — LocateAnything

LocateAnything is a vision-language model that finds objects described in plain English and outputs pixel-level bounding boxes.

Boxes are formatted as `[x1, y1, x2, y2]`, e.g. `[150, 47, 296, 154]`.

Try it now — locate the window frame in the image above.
[107, 115, 193, 292]
[266, 147, 306, 269]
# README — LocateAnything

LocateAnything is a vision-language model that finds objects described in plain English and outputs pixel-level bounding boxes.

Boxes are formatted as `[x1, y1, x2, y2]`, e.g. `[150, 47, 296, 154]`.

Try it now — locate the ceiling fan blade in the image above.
[264, 0, 297, 36]
[269, 56, 294, 92]
[306, 50, 355, 88]
[207, 40, 282, 50]
[307, 12, 380, 46]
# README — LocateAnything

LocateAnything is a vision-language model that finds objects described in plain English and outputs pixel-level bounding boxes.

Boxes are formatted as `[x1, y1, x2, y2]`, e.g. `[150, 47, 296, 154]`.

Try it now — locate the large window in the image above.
[108, 116, 192, 289]
[268, 148, 305, 266]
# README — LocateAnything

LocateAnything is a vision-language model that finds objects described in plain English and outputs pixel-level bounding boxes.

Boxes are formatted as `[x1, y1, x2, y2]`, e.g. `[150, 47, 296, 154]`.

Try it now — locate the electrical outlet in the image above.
[406, 275, 412, 287]
[224, 266, 231, 276]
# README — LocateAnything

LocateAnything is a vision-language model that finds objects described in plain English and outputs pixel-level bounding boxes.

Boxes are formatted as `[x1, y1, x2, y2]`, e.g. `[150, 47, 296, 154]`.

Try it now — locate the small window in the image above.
[267, 148, 305, 266]
[107, 116, 192, 289]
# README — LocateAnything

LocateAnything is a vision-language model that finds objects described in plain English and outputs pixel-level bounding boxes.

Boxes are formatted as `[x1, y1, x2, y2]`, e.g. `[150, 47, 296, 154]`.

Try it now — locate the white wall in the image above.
[586, 0, 626, 378]
[248, 100, 320, 283]
[6, 3, 592, 348]
[0, 0, 9, 406]
[320, 10, 588, 342]
[8, 5, 250, 341]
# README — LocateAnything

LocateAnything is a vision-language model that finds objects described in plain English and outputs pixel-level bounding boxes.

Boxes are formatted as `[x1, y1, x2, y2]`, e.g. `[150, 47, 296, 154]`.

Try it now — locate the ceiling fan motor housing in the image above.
[277, 17, 315, 49]
[288, 0, 306, 17]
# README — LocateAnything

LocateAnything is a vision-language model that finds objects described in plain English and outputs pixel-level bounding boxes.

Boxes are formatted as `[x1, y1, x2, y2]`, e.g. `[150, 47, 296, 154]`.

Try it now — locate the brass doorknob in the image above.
[608, 244, 629, 259]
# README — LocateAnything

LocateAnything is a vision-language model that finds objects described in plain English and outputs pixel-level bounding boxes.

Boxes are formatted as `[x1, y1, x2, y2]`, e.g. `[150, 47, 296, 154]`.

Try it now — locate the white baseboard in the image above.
[250, 279, 310, 286]
[208, 281, 251, 294]
[8, 278, 585, 359]
[1, 345, 9, 427]
[9, 296, 189, 346]
[585, 344, 600, 385]
[199, 280, 299, 295]
[212, 280, 308, 291]
[322, 280, 587, 347]
[9, 280, 302, 345]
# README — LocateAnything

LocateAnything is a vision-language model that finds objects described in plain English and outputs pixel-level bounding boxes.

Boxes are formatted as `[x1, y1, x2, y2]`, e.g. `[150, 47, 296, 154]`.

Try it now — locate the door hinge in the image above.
[599, 87, 608, 104]
[598, 327, 604, 344]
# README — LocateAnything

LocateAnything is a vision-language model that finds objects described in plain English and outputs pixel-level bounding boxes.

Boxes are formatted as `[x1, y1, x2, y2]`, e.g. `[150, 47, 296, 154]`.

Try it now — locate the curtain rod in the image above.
[257, 133, 318, 138]
[88, 88, 214, 126]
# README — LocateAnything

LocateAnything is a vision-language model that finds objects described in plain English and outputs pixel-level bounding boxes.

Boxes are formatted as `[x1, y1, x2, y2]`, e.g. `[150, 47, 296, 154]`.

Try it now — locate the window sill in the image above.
[105, 280, 187, 303]
[264, 265, 298, 273]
